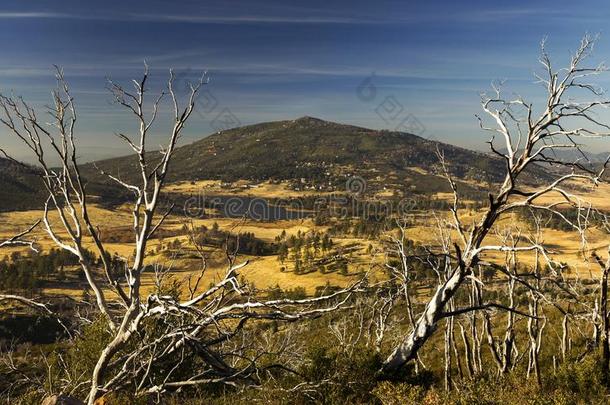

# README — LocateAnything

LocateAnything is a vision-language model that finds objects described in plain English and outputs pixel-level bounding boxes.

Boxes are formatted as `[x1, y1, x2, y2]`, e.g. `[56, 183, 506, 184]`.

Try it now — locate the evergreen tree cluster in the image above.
[275, 230, 335, 274]
[193, 222, 278, 256]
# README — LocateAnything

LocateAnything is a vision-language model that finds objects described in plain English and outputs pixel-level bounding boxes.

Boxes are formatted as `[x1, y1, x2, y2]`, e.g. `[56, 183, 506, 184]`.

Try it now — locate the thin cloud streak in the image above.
[0, 10, 382, 24]
[135, 14, 368, 24]
[0, 7, 568, 25]
[0, 12, 69, 18]
[0, 62, 535, 84]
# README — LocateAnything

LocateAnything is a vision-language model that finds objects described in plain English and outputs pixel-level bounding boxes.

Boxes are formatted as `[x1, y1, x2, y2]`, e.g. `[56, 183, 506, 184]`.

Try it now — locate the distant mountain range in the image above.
[537, 149, 609, 164]
[2, 117, 556, 211]
[496, 146, 610, 164]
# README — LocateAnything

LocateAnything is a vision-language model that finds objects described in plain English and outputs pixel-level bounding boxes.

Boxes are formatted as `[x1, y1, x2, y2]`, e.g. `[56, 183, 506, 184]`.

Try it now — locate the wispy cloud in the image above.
[0, 67, 55, 77]
[13, 5, 537, 26]
[131, 13, 368, 24]
[0, 10, 379, 25]
[0, 6, 571, 26]
[0, 11, 72, 18]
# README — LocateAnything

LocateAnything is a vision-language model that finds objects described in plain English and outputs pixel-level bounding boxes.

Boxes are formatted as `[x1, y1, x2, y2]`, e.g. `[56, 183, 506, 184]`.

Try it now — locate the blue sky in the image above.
[2, 0, 610, 162]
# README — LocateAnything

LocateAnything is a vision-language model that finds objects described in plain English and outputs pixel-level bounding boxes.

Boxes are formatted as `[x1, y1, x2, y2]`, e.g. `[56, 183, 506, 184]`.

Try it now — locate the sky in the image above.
[2, 0, 610, 162]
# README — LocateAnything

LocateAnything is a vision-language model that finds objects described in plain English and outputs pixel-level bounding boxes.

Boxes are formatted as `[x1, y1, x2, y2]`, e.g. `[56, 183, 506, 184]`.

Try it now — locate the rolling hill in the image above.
[2, 117, 555, 211]
[0, 158, 46, 211]
[82, 116, 547, 196]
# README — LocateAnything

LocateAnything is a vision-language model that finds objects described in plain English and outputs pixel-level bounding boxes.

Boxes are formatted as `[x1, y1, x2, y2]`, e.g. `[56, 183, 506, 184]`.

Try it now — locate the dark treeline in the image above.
[0, 248, 124, 295]
[193, 222, 278, 256]
[0, 249, 90, 294]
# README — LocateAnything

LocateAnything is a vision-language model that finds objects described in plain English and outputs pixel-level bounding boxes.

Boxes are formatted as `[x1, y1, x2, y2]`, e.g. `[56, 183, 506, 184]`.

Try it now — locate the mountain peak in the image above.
[293, 116, 329, 126]
[81, 117, 523, 193]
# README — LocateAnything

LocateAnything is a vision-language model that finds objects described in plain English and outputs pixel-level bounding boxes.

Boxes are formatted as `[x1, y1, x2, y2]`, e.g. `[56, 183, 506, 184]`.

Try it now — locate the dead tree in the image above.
[381, 35, 610, 374]
[593, 249, 610, 371]
[383, 215, 453, 374]
[385, 219, 418, 332]
[480, 229, 523, 376]
[0, 67, 362, 404]
[526, 215, 546, 385]
[591, 213, 610, 372]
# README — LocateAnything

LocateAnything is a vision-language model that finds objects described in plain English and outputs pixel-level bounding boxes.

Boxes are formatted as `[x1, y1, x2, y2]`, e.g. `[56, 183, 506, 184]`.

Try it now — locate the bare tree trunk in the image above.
[483, 310, 503, 374]
[451, 318, 464, 382]
[600, 265, 609, 372]
[87, 306, 138, 403]
[470, 276, 483, 374]
[593, 249, 610, 373]
[459, 322, 474, 378]
[561, 313, 569, 361]
[593, 301, 600, 349]
[381, 268, 466, 374]
[501, 256, 516, 374]
[527, 284, 542, 384]
[444, 316, 453, 390]
[526, 256, 538, 381]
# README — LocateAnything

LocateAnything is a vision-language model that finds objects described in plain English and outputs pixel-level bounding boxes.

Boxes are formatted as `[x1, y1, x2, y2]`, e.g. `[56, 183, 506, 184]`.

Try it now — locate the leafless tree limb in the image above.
[381, 35, 610, 375]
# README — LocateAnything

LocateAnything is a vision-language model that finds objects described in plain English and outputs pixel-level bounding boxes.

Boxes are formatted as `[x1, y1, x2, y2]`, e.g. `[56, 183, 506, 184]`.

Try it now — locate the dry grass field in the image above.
[0, 202, 376, 297]
[2, 179, 610, 300]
